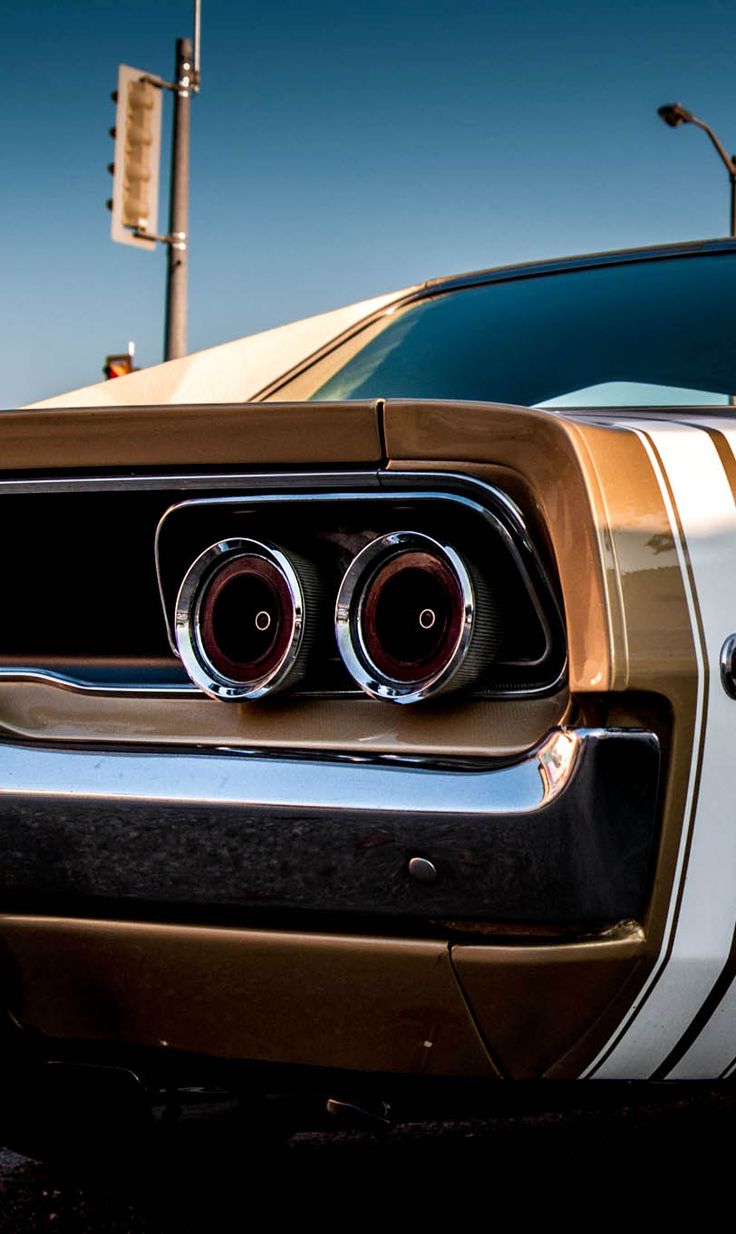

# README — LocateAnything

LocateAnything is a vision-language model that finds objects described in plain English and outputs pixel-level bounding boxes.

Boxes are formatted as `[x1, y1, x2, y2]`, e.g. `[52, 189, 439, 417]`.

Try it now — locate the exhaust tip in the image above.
[335, 531, 501, 703]
[175, 538, 313, 701]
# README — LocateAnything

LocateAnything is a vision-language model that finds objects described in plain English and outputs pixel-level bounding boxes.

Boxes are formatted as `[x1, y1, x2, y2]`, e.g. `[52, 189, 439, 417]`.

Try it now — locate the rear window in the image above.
[269, 252, 736, 408]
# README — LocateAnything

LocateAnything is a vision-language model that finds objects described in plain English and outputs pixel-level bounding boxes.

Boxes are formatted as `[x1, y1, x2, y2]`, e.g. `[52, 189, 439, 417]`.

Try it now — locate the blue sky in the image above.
[2, 0, 735, 406]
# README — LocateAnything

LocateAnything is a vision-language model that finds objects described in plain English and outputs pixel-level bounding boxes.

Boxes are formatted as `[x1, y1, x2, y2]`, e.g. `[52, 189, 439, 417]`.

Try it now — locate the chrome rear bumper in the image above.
[0, 728, 659, 923]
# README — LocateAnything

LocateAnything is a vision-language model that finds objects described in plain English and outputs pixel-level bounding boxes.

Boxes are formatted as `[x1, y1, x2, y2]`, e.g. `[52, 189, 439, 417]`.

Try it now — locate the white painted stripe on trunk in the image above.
[584, 421, 736, 1077]
[663, 421, 736, 1077]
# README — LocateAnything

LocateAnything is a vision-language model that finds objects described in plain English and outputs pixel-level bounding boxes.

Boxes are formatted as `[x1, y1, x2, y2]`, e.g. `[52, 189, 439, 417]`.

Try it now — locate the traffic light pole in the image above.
[163, 37, 192, 362]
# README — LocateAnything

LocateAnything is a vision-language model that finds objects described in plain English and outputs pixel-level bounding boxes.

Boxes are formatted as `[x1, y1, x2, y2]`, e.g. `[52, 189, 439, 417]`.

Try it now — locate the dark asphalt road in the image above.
[1, 1087, 734, 1230]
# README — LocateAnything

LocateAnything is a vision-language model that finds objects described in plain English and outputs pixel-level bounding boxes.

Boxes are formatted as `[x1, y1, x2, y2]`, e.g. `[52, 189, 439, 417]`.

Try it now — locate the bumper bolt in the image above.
[408, 856, 438, 883]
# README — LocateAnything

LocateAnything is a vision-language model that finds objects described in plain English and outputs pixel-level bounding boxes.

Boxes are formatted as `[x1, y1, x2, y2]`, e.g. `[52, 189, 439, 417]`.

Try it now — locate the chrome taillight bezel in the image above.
[174, 537, 308, 701]
[335, 530, 499, 704]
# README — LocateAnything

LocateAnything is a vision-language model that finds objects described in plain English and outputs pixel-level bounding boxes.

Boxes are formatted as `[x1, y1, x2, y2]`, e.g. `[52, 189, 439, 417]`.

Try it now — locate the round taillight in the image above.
[335, 531, 501, 703]
[175, 538, 316, 701]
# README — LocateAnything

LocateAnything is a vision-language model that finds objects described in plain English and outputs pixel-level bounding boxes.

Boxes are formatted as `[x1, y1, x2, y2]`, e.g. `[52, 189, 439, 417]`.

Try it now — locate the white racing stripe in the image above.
[584, 420, 736, 1078]
[662, 421, 736, 1078]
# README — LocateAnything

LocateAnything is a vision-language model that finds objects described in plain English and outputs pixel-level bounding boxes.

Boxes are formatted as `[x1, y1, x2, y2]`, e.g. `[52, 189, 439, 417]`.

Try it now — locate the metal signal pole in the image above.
[164, 37, 193, 361]
[108, 4, 202, 362]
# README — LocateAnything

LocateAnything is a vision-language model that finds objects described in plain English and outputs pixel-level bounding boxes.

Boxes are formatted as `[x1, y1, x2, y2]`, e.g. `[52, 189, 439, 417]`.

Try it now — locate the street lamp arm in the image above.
[658, 101, 736, 237]
[688, 115, 736, 178]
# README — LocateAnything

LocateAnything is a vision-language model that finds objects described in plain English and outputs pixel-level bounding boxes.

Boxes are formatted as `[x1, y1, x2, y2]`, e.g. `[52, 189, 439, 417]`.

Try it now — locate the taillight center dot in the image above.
[419, 608, 436, 630]
[255, 610, 272, 632]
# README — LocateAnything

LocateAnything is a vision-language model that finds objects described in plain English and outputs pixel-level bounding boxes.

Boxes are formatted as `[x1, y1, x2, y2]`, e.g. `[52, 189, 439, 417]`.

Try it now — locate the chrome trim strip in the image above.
[419, 237, 736, 295]
[378, 471, 530, 546]
[0, 469, 381, 497]
[154, 474, 531, 545]
[0, 666, 199, 698]
[0, 727, 587, 816]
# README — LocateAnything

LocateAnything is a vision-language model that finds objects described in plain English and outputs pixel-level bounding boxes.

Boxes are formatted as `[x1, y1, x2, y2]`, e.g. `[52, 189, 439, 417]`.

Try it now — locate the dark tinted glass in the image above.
[308, 253, 736, 406]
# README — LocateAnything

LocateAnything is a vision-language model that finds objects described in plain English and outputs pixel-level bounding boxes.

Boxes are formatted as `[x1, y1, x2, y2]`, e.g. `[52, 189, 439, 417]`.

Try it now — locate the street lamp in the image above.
[658, 103, 736, 237]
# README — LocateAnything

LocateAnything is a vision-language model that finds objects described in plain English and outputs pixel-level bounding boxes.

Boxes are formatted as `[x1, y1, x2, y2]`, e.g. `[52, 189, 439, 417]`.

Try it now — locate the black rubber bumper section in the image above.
[0, 731, 659, 923]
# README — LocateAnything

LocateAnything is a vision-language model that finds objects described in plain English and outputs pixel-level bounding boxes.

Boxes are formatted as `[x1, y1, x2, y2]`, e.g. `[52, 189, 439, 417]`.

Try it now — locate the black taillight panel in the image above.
[156, 477, 566, 702]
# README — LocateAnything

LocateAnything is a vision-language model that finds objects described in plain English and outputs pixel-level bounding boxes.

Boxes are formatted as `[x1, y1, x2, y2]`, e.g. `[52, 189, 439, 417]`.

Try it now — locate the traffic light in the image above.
[103, 343, 137, 380]
[108, 65, 163, 251]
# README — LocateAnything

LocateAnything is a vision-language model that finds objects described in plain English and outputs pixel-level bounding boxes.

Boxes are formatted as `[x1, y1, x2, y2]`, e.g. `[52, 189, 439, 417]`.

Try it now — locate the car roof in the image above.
[418, 235, 736, 299]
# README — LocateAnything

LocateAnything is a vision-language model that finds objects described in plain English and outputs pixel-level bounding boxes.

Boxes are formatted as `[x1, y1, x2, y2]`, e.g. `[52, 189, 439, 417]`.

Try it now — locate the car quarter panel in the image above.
[385, 400, 736, 1079]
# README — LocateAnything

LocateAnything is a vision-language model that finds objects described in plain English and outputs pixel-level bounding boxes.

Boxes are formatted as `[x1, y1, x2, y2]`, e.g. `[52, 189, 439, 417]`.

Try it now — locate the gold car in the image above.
[2, 237, 735, 1147]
